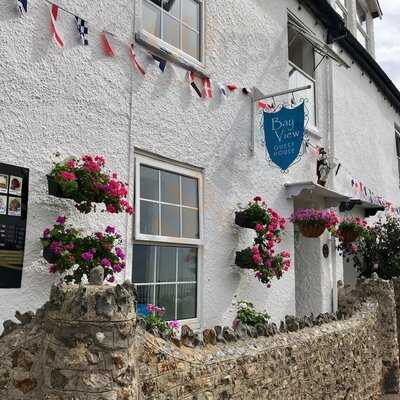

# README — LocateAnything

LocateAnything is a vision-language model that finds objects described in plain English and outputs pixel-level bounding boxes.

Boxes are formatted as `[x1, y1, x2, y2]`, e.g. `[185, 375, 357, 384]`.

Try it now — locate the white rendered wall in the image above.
[0, 0, 399, 331]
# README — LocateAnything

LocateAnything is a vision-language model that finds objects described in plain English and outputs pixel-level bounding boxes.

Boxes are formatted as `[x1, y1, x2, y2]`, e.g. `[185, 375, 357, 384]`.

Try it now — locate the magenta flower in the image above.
[167, 320, 180, 330]
[105, 226, 115, 234]
[43, 228, 50, 239]
[107, 275, 115, 283]
[82, 251, 94, 262]
[48, 264, 57, 274]
[95, 232, 104, 240]
[101, 258, 111, 267]
[56, 216, 66, 225]
[50, 240, 63, 255]
[59, 171, 76, 181]
[115, 247, 125, 260]
[255, 224, 264, 232]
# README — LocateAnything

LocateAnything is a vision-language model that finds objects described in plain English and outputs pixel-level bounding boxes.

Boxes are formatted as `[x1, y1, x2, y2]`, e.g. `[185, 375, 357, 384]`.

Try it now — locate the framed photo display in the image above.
[0, 163, 29, 289]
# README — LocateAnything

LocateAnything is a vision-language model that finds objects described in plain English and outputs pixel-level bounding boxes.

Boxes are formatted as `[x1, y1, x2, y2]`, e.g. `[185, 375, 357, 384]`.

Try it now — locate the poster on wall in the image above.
[0, 163, 29, 289]
[262, 102, 307, 172]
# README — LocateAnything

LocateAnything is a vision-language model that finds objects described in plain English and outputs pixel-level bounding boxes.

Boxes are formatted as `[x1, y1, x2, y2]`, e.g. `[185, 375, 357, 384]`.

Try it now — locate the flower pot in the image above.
[235, 249, 253, 269]
[47, 175, 65, 198]
[298, 223, 326, 238]
[43, 246, 57, 263]
[341, 230, 359, 244]
[234, 211, 256, 229]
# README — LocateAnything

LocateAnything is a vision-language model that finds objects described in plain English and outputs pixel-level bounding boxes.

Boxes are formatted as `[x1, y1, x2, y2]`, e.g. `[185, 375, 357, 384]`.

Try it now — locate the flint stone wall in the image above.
[0, 280, 393, 400]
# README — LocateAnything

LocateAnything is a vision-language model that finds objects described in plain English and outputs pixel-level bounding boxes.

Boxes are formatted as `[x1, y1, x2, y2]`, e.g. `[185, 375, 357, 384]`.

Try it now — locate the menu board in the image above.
[0, 163, 29, 288]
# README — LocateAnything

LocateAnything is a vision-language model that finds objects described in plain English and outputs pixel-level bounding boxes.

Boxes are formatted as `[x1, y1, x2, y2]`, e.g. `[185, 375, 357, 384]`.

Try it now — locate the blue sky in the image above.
[375, 0, 400, 89]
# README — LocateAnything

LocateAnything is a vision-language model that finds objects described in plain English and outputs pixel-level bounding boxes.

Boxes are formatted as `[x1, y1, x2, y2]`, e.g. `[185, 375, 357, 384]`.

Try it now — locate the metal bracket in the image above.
[250, 84, 312, 154]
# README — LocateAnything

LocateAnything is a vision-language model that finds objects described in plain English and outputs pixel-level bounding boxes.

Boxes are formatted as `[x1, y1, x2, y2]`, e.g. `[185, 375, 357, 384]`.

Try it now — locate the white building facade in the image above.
[0, 0, 398, 330]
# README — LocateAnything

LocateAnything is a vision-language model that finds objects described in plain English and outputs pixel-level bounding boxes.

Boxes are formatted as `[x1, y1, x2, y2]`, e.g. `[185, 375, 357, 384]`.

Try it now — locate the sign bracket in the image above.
[250, 84, 312, 153]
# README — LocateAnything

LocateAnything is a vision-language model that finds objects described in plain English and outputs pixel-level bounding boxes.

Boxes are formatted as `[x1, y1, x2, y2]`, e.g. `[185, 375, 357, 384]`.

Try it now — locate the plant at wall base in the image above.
[235, 197, 291, 287]
[48, 155, 134, 214]
[290, 208, 339, 238]
[41, 217, 126, 284]
[232, 301, 270, 328]
[143, 304, 180, 337]
[234, 196, 271, 229]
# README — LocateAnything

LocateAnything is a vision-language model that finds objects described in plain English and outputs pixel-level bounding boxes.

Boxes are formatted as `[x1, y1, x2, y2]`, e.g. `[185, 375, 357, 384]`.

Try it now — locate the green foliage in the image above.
[235, 301, 270, 327]
[354, 216, 400, 279]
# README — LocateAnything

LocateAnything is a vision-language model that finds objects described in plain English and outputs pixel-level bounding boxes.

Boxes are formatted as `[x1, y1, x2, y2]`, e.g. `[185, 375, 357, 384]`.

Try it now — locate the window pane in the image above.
[137, 285, 154, 316]
[181, 176, 198, 207]
[288, 26, 315, 78]
[178, 247, 197, 281]
[163, 0, 180, 18]
[182, 26, 199, 60]
[140, 200, 159, 235]
[182, 0, 199, 30]
[133, 244, 155, 283]
[156, 284, 176, 320]
[140, 166, 159, 201]
[182, 208, 199, 238]
[163, 13, 180, 49]
[161, 204, 180, 237]
[161, 171, 180, 204]
[143, 1, 161, 38]
[177, 283, 196, 320]
[157, 246, 177, 282]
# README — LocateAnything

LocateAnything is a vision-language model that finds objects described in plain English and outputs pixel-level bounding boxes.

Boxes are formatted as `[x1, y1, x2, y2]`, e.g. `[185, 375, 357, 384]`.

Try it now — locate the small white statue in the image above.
[317, 147, 331, 187]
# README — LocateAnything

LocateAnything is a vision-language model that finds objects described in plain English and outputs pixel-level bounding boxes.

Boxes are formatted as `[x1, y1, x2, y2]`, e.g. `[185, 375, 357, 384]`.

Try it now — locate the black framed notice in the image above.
[0, 163, 29, 288]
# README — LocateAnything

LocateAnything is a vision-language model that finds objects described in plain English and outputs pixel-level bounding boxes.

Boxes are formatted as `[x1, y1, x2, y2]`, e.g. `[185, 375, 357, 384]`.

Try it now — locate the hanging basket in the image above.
[341, 229, 360, 244]
[47, 175, 65, 198]
[234, 211, 256, 229]
[42, 245, 57, 264]
[235, 249, 253, 269]
[298, 223, 326, 238]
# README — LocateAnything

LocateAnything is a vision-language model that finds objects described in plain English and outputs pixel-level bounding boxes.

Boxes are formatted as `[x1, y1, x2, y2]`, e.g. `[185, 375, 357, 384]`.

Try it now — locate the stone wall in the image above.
[0, 281, 389, 400]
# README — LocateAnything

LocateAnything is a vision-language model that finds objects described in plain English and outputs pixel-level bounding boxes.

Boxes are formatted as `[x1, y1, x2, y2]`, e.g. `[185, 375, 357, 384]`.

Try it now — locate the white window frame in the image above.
[133, 153, 204, 328]
[335, 0, 348, 23]
[136, 0, 206, 73]
[134, 154, 204, 245]
[356, 1, 369, 49]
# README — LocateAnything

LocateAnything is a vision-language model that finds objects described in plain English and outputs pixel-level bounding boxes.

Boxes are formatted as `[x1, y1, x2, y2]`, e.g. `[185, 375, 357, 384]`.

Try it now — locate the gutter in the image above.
[299, 0, 400, 114]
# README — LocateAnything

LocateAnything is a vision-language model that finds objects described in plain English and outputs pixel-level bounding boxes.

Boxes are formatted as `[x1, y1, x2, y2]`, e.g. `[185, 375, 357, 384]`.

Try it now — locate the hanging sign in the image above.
[263, 102, 306, 172]
[0, 163, 29, 289]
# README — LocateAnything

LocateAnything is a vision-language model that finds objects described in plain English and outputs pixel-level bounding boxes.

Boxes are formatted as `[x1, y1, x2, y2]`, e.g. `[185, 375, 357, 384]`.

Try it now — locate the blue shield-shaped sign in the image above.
[263, 103, 305, 171]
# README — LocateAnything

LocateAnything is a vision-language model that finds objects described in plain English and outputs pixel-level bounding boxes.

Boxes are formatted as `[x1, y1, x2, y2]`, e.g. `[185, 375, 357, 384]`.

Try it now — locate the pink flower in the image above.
[107, 275, 115, 283]
[64, 243, 74, 251]
[66, 159, 77, 169]
[50, 241, 62, 255]
[56, 216, 66, 225]
[106, 204, 117, 213]
[147, 304, 156, 313]
[105, 225, 115, 234]
[254, 196, 262, 202]
[115, 247, 125, 260]
[113, 264, 122, 273]
[125, 206, 134, 215]
[112, 173, 118, 179]
[255, 224, 264, 232]
[280, 251, 290, 258]
[43, 228, 50, 239]
[101, 258, 111, 267]
[49, 264, 57, 273]
[95, 232, 104, 240]
[59, 171, 76, 181]
[82, 251, 94, 262]
[168, 320, 180, 330]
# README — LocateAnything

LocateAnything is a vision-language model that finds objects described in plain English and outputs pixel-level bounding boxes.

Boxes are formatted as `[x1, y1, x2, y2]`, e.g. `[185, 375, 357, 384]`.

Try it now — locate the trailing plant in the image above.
[235, 196, 291, 287]
[48, 154, 134, 214]
[233, 301, 270, 327]
[41, 217, 126, 284]
[143, 304, 180, 337]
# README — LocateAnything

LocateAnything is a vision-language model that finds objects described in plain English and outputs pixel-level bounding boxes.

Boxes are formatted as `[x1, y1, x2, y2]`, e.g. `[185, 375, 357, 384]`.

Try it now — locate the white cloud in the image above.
[375, 0, 400, 89]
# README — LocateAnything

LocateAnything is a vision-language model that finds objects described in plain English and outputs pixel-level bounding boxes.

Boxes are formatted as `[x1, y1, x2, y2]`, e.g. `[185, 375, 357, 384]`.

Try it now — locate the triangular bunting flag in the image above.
[170, 64, 187, 81]
[50, 4, 64, 48]
[226, 84, 238, 92]
[75, 16, 89, 46]
[17, 0, 27, 15]
[188, 71, 202, 98]
[219, 83, 227, 99]
[203, 77, 213, 99]
[101, 32, 115, 57]
[152, 55, 167, 72]
[130, 44, 146, 75]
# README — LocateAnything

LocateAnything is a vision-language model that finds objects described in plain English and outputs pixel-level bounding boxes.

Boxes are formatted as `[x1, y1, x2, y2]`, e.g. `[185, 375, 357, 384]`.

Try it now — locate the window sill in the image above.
[135, 30, 208, 78]
[306, 125, 322, 140]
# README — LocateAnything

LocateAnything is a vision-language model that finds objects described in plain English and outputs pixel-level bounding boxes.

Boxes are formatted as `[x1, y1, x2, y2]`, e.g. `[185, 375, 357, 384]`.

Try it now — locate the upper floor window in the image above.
[142, 0, 203, 63]
[395, 129, 400, 184]
[335, 0, 348, 22]
[356, 1, 368, 49]
[288, 22, 317, 127]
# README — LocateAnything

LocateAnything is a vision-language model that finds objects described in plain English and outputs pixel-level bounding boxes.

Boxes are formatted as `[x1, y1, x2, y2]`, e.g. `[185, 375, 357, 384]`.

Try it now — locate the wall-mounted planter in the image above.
[42, 245, 57, 264]
[341, 230, 359, 244]
[47, 175, 67, 198]
[298, 223, 326, 238]
[235, 248, 253, 269]
[234, 211, 256, 229]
